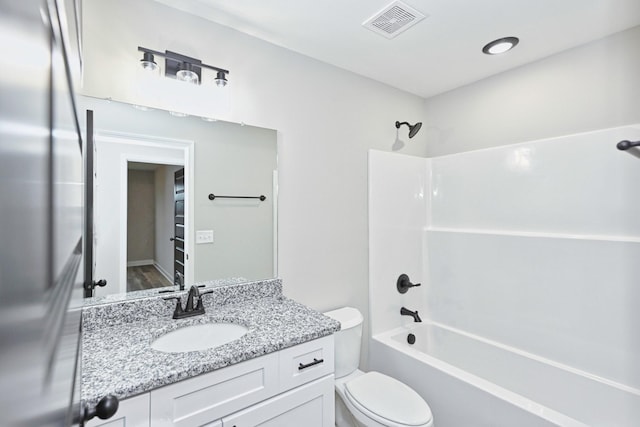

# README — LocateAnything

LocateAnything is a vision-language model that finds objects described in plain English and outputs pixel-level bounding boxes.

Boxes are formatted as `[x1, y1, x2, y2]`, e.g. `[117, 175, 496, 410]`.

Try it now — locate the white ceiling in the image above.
[152, 0, 640, 98]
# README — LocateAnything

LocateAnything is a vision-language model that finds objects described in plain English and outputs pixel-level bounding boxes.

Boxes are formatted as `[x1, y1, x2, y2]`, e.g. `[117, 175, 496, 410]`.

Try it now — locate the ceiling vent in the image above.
[362, 1, 427, 39]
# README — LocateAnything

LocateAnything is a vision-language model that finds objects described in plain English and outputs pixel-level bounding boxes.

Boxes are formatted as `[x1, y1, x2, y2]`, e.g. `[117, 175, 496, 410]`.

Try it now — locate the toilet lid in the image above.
[345, 372, 432, 426]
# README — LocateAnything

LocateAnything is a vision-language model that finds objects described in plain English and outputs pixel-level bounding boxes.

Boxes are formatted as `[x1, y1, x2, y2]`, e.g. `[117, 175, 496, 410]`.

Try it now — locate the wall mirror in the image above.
[78, 95, 278, 302]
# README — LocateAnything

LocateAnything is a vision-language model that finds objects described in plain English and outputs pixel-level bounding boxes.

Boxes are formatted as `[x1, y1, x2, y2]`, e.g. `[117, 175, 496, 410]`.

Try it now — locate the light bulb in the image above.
[140, 52, 159, 74]
[176, 62, 199, 84]
[488, 42, 512, 54]
[214, 70, 228, 87]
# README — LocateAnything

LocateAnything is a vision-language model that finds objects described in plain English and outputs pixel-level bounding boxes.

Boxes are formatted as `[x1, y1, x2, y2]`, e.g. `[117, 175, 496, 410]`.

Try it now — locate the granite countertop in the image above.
[81, 279, 340, 407]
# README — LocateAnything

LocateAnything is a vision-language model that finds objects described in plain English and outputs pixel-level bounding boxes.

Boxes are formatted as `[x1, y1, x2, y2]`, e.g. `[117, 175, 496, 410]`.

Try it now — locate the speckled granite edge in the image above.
[83, 277, 249, 306]
[82, 278, 282, 332]
[81, 295, 340, 407]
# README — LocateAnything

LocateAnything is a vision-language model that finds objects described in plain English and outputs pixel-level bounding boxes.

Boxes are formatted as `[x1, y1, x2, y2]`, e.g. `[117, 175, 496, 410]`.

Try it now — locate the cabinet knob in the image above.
[75, 395, 119, 425]
[94, 395, 119, 420]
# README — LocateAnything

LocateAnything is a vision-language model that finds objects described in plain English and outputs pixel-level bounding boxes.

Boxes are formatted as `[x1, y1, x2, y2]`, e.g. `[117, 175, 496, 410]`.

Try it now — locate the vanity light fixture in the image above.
[137, 46, 229, 87]
[482, 37, 519, 55]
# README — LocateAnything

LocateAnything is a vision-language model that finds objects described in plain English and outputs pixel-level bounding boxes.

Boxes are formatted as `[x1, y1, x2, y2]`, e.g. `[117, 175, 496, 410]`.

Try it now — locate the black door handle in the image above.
[169, 237, 175, 241]
[84, 279, 107, 292]
[74, 395, 119, 425]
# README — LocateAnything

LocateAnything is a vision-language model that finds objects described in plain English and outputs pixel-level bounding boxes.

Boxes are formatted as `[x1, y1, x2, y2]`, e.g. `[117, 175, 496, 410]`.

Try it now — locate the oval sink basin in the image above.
[151, 323, 248, 353]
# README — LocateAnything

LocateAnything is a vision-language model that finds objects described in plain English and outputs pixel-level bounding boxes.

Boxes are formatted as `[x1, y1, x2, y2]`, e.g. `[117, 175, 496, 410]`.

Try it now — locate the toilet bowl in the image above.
[324, 307, 434, 427]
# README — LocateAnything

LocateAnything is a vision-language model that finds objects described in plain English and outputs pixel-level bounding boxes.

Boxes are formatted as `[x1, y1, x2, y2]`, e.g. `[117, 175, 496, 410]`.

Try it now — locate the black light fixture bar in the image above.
[137, 46, 230, 82]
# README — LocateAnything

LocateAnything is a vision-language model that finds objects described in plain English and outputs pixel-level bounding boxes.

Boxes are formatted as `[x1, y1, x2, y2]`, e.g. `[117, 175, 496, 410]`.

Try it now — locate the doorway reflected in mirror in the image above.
[126, 162, 182, 292]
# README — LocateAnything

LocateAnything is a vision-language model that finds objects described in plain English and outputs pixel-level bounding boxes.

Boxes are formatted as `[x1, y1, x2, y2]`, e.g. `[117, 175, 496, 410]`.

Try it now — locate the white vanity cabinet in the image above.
[88, 335, 334, 427]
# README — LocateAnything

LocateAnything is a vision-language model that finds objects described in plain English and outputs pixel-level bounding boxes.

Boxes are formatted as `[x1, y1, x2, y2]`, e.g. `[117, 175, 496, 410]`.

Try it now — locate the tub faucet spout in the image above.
[400, 307, 422, 322]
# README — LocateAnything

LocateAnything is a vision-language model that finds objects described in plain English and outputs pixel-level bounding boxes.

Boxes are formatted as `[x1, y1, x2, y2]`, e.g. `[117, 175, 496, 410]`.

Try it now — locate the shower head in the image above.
[395, 121, 422, 138]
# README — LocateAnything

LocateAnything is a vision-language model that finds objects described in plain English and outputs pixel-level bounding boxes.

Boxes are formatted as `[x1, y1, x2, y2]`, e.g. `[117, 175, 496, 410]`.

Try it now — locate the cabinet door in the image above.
[150, 352, 279, 427]
[86, 393, 150, 427]
[222, 375, 334, 427]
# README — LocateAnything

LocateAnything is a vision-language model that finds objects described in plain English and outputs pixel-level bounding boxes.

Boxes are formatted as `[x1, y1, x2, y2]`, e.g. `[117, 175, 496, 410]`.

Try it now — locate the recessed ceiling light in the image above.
[482, 37, 519, 55]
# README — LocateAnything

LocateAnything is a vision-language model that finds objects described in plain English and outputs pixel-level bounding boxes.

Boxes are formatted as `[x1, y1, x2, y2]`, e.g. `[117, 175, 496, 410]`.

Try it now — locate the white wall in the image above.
[127, 169, 155, 263]
[81, 0, 428, 366]
[423, 25, 640, 157]
[155, 164, 180, 280]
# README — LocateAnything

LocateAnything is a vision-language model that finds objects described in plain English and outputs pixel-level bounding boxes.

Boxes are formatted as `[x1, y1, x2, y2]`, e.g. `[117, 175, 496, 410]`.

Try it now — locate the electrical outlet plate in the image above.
[196, 230, 214, 244]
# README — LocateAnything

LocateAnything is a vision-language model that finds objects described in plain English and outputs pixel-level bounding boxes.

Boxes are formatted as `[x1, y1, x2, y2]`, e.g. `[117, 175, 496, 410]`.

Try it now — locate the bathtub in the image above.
[369, 321, 639, 427]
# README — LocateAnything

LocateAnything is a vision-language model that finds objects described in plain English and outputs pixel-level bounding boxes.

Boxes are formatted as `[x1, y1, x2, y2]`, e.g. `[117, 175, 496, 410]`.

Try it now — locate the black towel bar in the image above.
[208, 193, 266, 201]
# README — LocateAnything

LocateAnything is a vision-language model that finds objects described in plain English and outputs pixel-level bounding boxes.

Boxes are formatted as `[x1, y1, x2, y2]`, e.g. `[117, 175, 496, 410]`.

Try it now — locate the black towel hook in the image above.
[617, 140, 640, 159]
[617, 140, 640, 151]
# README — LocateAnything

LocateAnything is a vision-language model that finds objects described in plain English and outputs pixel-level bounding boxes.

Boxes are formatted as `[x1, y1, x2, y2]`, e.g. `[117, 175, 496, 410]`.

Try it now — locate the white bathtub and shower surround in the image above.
[368, 124, 640, 426]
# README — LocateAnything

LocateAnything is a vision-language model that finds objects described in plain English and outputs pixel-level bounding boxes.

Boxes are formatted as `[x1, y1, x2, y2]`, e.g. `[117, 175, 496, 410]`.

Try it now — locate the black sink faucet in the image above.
[164, 285, 213, 319]
[400, 307, 422, 322]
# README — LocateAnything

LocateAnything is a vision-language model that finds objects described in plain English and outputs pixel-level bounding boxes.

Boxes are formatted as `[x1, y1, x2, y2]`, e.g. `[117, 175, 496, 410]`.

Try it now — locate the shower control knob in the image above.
[397, 274, 421, 294]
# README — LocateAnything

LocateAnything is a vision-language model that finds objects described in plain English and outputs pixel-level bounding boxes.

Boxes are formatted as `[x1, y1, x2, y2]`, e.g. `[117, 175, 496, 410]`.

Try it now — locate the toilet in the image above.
[324, 307, 434, 427]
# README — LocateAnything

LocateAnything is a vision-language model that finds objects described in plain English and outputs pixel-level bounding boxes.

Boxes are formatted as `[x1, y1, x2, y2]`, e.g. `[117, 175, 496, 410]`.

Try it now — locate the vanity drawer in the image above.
[150, 352, 279, 427]
[278, 335, 334, 391]
[222, 375, 335, 427]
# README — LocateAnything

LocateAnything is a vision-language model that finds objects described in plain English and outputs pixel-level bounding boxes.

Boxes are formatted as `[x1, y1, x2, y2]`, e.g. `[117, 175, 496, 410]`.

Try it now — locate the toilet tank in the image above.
[323, 307, 364, 378]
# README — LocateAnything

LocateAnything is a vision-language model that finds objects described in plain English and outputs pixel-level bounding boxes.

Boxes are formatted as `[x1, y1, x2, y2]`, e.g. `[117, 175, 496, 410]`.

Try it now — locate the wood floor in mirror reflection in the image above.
[127, 265, 172, 292]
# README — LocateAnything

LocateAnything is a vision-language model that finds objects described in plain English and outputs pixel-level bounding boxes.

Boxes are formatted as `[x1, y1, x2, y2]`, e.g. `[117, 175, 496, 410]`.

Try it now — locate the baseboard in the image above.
[127, 259, 154, 267]
[154, 262, 172, 282]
